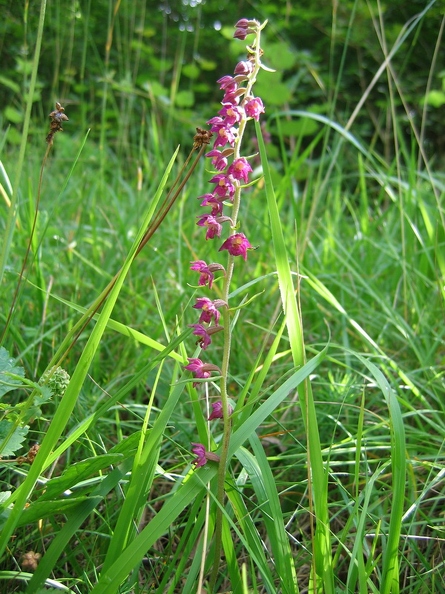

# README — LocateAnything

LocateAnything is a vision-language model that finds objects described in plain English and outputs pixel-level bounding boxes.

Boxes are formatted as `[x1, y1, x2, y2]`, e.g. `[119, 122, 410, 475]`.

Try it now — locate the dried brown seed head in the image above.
[193, 127, 213, 150]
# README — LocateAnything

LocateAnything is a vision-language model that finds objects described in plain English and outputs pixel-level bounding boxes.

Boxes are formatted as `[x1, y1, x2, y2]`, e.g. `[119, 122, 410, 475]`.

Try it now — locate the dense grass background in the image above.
[0, 1, 444, 593]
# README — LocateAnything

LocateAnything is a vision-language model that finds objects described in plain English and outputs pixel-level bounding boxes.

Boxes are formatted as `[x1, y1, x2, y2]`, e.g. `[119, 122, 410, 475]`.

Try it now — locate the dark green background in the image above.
[0, 0, 443, 159]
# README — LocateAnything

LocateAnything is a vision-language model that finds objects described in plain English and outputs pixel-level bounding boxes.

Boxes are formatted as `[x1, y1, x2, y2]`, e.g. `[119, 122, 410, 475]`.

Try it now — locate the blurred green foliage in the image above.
[0, 0, 443, 158]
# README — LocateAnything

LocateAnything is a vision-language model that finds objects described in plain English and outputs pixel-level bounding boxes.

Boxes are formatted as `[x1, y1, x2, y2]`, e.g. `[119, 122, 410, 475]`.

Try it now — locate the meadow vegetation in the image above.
[0, 1, 444, 593]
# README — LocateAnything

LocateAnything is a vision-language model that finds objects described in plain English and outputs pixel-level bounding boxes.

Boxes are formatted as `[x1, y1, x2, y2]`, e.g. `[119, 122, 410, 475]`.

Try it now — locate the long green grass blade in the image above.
[26, 458, 134, 593]
[0, 147, 180, 559]
[0, 0, 47, 288]
[89, 353, 323, 592]
[237, 438, 299, 593]
[355, 355, 406, 593]
[255, 119, 335, 592]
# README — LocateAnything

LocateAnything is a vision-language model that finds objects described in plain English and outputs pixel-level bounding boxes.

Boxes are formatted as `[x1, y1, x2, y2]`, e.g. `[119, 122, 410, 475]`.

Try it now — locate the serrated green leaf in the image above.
[0, 421, 28, 456]
[34, 384, 52, 403]
[0, 347, 24, 398]
[0, 492, 12, 504]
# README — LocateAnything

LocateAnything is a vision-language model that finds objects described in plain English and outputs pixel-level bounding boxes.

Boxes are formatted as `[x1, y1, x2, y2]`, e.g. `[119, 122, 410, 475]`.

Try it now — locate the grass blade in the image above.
[0, 147, 180, 558]
[89, 353, 324, 592]
[255, 119, 335, 592]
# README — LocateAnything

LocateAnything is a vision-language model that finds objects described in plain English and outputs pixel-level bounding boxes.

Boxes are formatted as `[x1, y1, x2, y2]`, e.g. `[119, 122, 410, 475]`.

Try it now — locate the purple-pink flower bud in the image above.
[227, 158, 252, 184]
[234, 18, 259, 29]
[205, 149, 229, 171]
[219, 233, 253, 261]
[217, 75, 237, 91]
[234, 61, 254, 76]
[189, 324, 223, 350]
[185, 358, 221, 387]
[189, 324, 212, 350]
[234, 27, 255, 40]
[210, 173, 236, 198]
[213, 126, 237, 149]
[234, 18, 251, 29]
[190, 260, 214, 288]
[190, 260, 226, 289]
[185, 357, 211, 383]
[197, 214, 223, 240]
[244, 97, 265, 120]
[200, 193, 224, 217]
[208, 400, 233, 420]
[193, 297, 226, 325]
[207, 115, 225, 128]
[218, 103, 245, 126]
[191, 443, 220, 467]
[222, 90, 242, 106]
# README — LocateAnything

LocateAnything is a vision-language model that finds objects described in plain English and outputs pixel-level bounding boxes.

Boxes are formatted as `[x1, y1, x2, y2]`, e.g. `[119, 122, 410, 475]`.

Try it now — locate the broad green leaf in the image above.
[4, 106, 23, 124]
[0, 421, 28, 456]
[264, 41, 297, 70]
[36, 454, 125, 501]
[17, 496, 102, 527]
[0, 75, 20, 94]
[0, 347, 24, 397]
[182, 63, 200, 79]
[175, 90, 195, 107]
[89, 356, 323, 593]
[424, 89, 445, 108]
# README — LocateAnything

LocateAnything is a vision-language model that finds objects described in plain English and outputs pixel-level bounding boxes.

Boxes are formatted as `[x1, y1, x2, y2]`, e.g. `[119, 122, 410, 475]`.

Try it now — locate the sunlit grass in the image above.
[0, 2, 444, 593]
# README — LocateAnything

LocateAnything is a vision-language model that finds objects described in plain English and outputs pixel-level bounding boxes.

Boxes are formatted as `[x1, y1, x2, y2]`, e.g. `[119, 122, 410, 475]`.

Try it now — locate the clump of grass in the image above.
[0, 3, 444, 594]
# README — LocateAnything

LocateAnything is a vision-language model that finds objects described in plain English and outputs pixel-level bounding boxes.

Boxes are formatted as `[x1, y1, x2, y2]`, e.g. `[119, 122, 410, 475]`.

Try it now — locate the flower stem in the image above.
[208, 21, 265, 590]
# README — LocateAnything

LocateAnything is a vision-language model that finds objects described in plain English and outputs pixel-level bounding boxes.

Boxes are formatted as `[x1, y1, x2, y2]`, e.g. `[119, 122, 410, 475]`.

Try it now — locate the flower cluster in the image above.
[186, 18, 266, 467]
[39, 365, 70, 398]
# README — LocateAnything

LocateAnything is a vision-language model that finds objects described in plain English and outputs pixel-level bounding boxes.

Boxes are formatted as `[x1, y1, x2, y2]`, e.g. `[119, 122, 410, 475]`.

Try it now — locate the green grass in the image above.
[1, 2, 444, 593]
